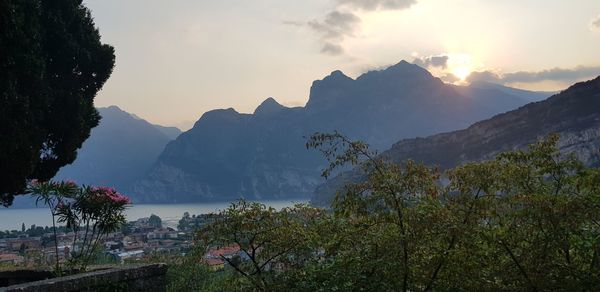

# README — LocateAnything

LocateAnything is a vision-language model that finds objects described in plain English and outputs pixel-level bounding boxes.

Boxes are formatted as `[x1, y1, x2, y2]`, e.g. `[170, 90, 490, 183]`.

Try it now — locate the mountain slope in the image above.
[152, 124, 181, 140]
[132, 60, 551, 203]
[313, 76, 600, 206]
[53, 106, 175, 191]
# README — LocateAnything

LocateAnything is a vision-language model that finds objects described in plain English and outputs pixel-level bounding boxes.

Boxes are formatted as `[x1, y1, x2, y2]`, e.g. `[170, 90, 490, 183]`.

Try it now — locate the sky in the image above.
[84, 0, 600, 130]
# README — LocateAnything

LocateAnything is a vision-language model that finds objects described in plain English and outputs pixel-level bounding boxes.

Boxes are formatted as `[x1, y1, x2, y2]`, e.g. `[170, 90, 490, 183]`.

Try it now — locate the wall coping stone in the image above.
[0, 264, 167, 292]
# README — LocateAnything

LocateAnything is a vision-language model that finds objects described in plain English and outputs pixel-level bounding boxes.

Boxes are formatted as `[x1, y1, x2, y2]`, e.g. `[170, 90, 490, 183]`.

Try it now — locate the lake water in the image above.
[0, 199, 308, 231]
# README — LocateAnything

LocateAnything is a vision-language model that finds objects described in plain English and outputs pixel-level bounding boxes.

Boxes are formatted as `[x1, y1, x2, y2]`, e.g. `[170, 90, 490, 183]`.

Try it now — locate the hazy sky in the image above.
[84, 0, 600, 129]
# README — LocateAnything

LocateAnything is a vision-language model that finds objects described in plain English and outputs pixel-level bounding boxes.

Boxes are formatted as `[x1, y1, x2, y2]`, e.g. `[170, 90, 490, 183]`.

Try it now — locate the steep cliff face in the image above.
[132, 61, 551, 203]
[53, 106, 178, 191]
[313, 76, 600, 206]
[131, 106, 323, 202]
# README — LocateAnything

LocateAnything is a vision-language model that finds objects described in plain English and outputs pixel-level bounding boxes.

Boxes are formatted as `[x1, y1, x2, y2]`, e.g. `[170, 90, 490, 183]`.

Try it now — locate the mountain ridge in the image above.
[131, 60, 551, 203]
[312, 76, 600, 206]
[53, 106, 178, 193]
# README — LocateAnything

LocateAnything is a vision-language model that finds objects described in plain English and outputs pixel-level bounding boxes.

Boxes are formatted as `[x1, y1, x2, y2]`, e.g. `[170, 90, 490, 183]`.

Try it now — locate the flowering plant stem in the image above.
[27, 181, 130, 272]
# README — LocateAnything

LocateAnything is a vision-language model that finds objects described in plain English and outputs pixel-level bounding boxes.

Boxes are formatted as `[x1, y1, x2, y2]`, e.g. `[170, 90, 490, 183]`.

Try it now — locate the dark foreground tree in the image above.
[0, 0, 115, 205]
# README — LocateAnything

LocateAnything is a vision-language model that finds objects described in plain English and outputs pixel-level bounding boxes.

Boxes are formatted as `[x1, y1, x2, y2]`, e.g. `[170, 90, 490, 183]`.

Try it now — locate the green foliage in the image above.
[0, 0, 115, 206]
[167, 250, 237, 291]
[177, 212, 219, 234]
[140, 250, 236, 292]
[197, 201, 328, 291]
[149, 214, 163, 228]
[178, 212, 191, 231]
[28, 181, 130, 272]
[198, 133, 600, 291]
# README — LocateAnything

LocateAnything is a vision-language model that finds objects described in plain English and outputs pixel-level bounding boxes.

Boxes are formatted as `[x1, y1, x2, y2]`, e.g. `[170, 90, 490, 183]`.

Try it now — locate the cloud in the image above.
[295, 0, 418, 55]
[413, 55, 449, 69]
[337, 0, 417, 11]
[466, 71, 503, 84]
[307, 11, 361, 55]
[308, 11, 361, 41]
[591, 14, 600, 30]
[467, 66, 600, 84]
[282, 20, 304, 27]
[503, 66, 600, 83]
[321, 42, 345, 55]
[439, 73, 460, 83]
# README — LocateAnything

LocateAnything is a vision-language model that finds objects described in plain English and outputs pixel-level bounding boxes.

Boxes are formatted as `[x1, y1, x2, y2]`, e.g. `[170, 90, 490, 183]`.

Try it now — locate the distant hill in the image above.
[152, 125, 182, 140]
[312, 76, 600, 206]
[131, 60, 550, 203]
[464, 80, 557, 103]
[129, 112, 182, 140]
[53, 106, 177, 192]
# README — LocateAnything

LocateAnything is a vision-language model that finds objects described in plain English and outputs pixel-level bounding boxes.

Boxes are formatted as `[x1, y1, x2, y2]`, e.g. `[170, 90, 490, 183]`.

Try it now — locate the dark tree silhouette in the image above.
[149, 214, 163, 229]
[0, 0, 115, 206]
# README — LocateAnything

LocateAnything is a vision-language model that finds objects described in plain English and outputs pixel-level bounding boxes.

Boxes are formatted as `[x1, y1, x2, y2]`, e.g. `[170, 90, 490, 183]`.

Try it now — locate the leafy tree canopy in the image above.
[0, 0, 115, 206]
[198, 134, 600, 291]
[149, 214, 163, 229]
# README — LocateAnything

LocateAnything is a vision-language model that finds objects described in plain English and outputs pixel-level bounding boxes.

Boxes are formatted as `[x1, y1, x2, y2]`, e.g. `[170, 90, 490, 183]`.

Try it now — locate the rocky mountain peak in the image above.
[305, 70, 355, 109]
[312, 75, 600, 206]
[254, 97, 286, 115]
[128, 60, 558, 203]
[357, 60, 434, 83]
[198, 108, 239, 121]
[326, 70, 353, 81]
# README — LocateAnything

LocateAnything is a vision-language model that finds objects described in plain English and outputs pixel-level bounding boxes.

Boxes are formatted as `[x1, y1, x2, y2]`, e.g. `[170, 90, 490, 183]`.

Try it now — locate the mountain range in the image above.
[312, 76, 600, 206]
[53, 106, 181, 191]
[129, 60, 551, 203]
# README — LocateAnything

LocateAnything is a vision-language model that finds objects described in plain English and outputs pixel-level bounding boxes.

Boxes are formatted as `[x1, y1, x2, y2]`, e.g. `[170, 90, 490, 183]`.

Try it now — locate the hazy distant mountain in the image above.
[53, 106, 176, 191]
[152, 124, 181, 140]
[313, 76, 600, 206]
[465, 80, 557, 102]
[129, 112, 182, 139]
[132, 60, 551, 203]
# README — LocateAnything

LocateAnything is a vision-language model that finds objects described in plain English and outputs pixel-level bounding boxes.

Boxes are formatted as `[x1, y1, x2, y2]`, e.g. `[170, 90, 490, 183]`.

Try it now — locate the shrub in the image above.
[28, 181, 130, 272]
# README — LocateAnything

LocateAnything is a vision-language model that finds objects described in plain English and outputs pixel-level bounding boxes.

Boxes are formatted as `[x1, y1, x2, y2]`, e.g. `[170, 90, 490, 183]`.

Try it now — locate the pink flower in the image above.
[90, 186, 131, 205]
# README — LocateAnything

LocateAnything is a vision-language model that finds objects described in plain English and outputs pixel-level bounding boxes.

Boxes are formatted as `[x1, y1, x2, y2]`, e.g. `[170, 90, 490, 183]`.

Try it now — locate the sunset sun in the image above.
[452, 66, 471, 82]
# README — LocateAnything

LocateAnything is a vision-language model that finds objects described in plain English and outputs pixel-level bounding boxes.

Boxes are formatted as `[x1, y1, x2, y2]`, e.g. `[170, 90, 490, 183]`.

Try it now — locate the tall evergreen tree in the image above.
[0, 0, 115, 206]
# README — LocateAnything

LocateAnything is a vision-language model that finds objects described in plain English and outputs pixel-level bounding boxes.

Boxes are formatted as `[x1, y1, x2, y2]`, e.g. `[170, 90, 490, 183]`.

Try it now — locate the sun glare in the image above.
[452, 66, 471, 82]
[445, 53, 475, 83]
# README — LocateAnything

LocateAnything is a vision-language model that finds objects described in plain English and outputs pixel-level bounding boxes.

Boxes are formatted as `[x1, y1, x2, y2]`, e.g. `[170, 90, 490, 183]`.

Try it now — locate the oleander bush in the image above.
[28, 181, 130, 273]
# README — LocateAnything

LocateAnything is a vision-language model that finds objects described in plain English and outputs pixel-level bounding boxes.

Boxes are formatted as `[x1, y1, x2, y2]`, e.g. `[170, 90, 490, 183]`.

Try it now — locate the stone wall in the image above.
[0, 264, 167, 292]
[0, 270, 54, 287]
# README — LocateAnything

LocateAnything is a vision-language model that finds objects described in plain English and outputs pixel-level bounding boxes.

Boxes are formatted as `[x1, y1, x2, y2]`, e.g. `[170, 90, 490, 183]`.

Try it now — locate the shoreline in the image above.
[0, 199, 309, 231]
